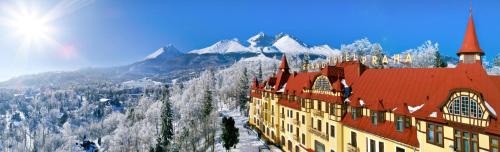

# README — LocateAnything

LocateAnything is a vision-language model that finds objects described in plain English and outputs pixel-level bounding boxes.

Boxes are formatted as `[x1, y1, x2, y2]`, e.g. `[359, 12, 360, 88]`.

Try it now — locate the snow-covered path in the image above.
[213, 109, 268, 152]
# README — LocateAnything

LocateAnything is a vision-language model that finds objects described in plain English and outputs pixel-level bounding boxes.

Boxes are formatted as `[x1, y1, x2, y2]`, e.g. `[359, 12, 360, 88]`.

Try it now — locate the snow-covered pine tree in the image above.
[301, 53, 310, 72]
[494, 54, 500, 67]
[201, 86, 215, 151]
[434, 51, 447, 68]
[371, 44, 384, 68]
[154, 85, 174, 152]
[221, 116, 239, 152]
[238, 67, 249, 116]
[258, 61, 263, 81]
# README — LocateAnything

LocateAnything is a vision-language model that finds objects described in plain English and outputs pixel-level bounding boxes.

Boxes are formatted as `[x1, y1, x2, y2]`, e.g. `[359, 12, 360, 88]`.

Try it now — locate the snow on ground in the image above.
[213, 109, 282, 152]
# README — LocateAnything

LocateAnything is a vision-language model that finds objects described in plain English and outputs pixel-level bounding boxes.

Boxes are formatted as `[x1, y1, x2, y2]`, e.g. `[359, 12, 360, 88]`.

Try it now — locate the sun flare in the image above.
[11, 12, 52, 43]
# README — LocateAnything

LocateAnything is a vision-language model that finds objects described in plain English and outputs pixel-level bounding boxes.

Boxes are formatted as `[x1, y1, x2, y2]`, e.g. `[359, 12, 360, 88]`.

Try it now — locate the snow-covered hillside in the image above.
[188, 32, 341, 56]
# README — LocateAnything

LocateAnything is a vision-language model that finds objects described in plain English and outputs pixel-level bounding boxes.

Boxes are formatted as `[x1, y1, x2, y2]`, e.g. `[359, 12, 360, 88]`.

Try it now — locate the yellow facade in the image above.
[249, 89, 499, 152]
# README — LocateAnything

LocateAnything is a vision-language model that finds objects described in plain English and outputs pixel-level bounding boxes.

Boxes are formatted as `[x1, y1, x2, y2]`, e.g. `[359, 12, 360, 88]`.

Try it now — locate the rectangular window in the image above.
[318, 101, 322, 111]
[405, 117, 411, 128]
[302, 133, 305, 145]
[454, 130, 478, 152]
[330, 125, 335, 138]
[396, 116, 404, 132]
[491, 136, 499, 152]
[462, 96, 470, 116]
[326, 122, 329, 135]
[454, 99, 461, 115]
[426, 123, 444, 147]
[351, 108, 360, 120]
[396, 147, 405, 152]
[351, 131, 357, 147]
[317, 119, 322, 131]
[330, 103, 335, 116]
[379, 142, 384, 152]
[302, 115, 305, 125]
[369, 139, 375, 152]
[371, 112, 378, 125]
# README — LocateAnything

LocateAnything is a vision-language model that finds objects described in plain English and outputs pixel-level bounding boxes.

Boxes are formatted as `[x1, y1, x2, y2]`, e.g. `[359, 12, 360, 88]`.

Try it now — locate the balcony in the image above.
[291, 119, 300, 125]
[308, 127, 328, 141]
[313, 110, 324, 117]
[347, 143, 359, 152]
[280, 113, 284, 118]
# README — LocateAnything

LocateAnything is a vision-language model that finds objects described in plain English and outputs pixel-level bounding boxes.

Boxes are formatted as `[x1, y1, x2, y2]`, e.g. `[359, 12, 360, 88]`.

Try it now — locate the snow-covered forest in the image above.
[0, 38, 499, 151]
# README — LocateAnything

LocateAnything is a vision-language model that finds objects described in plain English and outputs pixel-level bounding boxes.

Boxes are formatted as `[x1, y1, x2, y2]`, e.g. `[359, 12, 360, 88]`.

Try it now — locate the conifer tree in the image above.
[221, 116, 239, 152]
[258, 62, 263, 81]
[494, 53, 500, 67]
[238, 67, 249, 116]
[301, 53, 310, 72]
[434, 51, 447, 68]
[371, 44, 384, 68]
[154, 85, 174, 152]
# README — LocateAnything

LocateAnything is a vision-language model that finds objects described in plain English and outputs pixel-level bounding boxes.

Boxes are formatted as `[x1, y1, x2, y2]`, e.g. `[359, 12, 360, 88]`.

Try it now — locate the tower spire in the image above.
[457, 0, 484, 64]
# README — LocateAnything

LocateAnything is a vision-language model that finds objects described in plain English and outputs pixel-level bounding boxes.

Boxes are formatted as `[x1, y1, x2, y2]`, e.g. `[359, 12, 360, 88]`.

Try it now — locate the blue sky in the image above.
[0, 0, 499, 80]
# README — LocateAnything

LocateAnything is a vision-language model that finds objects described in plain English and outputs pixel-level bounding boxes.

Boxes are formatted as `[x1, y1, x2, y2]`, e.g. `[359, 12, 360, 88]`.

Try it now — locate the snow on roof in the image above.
[429, 112, 438, 118]
[341, 79, 349, 88]
[359, 99, 365, 106]
[408, 104, 424, 113]
[485, 101, 497, 116]
[277, 83, 286, 92]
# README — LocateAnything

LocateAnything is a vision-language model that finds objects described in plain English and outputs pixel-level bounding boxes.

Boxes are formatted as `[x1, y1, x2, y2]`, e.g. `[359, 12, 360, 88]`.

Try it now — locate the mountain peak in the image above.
[189, 38, 260, 54]
[247, 32, 274, 47]
[144, 44, 182, 60]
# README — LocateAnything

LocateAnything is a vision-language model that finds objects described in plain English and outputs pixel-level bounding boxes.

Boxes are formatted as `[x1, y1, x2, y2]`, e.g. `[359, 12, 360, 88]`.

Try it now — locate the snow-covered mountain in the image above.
[144, 44, 182, 60]
[188, 32, 340, 56]
[189, 39, 261, 54]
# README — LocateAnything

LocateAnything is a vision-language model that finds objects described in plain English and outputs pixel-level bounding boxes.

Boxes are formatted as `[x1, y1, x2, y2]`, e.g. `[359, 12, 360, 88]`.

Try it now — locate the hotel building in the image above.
[248, 11, 500, 152]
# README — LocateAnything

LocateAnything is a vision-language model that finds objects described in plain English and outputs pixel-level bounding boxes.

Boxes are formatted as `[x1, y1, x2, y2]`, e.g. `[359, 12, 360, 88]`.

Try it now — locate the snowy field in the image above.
[213, 109, 282, 152]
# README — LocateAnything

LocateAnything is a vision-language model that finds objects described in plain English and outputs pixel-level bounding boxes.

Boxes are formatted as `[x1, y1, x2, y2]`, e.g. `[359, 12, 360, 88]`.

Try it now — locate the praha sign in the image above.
[306, 52, 412, 69]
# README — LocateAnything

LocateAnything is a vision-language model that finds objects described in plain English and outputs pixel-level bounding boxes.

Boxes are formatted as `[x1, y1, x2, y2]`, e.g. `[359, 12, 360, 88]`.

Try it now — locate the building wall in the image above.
[249, 90, 497, 152]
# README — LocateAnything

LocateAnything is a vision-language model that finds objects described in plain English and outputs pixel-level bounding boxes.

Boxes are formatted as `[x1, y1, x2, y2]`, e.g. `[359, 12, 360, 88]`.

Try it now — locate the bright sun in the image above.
[12, 12, 52, 43]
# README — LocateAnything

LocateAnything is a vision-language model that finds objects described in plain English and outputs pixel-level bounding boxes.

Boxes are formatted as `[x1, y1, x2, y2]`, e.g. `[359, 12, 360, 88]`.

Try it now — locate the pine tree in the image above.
[202, 86, 215, 151]
[494, 53, 500, 67]
[371, 44, 384, 68]
[434, 51, 448, 68]
[301, 53, 310, 72]
[154, 85, 174, 152]
[221, 116, 239, 152]
[258, 62, 263, 81]
[238, 67, 249, 116]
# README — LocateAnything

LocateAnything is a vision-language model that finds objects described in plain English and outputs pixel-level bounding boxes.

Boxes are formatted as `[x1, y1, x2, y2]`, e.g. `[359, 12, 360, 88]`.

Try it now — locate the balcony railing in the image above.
[313, 110, 324, 117]
[308, 127, 328, 141]
[280, 113, 284, 118]
[292, 119, 300, 125]
[347, 143, 359, 152]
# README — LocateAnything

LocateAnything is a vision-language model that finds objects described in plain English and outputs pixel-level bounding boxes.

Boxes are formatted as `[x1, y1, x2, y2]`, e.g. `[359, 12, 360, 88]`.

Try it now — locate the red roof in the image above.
[457, 14, 484, 55]
[342, 114, 420, 147]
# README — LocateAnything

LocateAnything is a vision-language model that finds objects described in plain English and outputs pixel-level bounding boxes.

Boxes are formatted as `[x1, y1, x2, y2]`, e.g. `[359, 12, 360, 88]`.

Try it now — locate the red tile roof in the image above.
[342, 113, 420, 147]
[457, 14, 484, 55]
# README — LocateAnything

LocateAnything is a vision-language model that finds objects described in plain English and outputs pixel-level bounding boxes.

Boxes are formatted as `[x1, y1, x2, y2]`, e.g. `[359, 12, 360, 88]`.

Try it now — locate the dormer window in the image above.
[395, 115, 411, 132]
[448, 95, 483, 118]
[313, 76, 332, 91]
[371, 111, 384, 125]
[351, 107, 361, 120]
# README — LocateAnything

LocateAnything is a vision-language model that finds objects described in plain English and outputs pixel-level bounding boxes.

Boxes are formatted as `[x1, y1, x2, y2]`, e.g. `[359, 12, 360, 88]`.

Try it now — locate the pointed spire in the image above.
[457, 5, 484, 56]
[279, 54, 289, 71]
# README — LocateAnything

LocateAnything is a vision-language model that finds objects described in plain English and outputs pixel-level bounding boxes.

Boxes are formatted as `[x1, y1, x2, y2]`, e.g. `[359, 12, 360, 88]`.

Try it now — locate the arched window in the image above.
[449, 96, 483, 118]
[313, 76, 331, 91]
